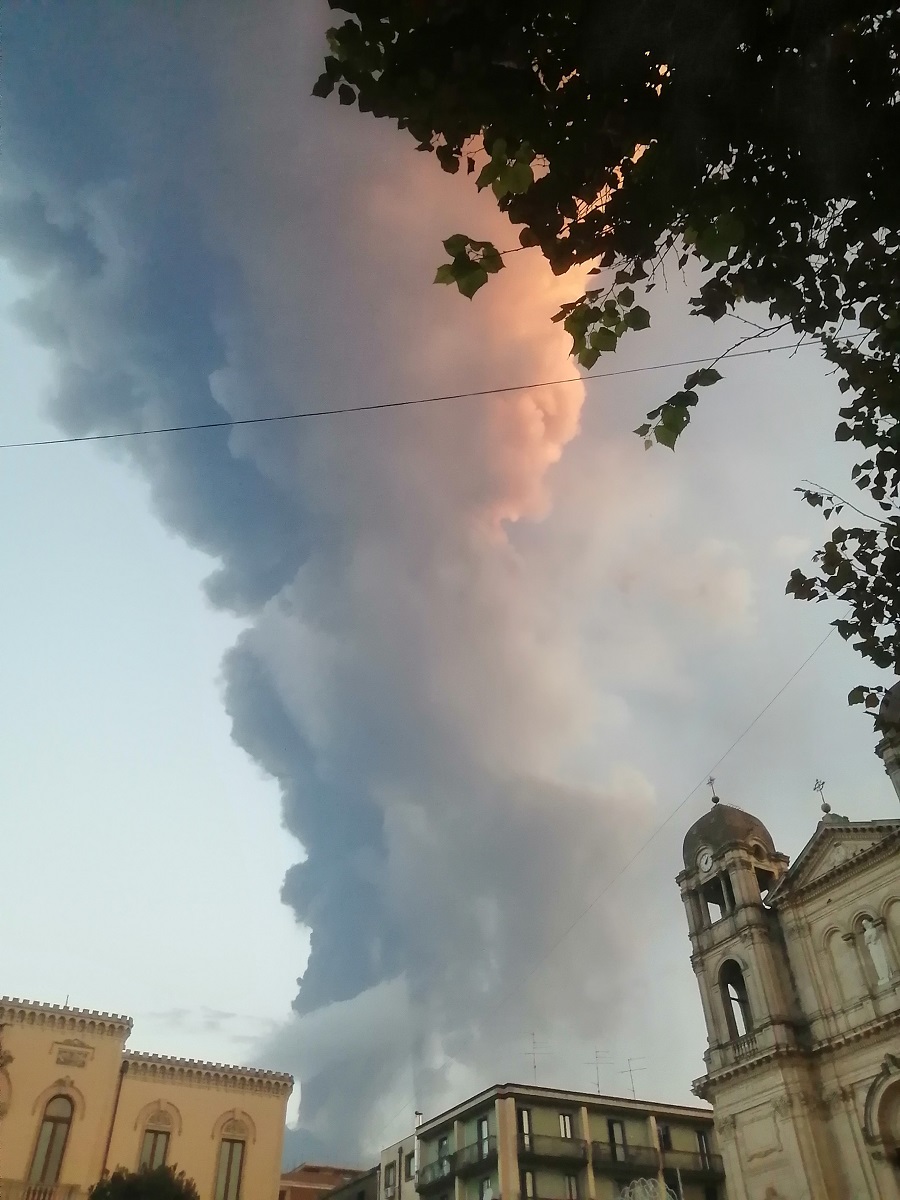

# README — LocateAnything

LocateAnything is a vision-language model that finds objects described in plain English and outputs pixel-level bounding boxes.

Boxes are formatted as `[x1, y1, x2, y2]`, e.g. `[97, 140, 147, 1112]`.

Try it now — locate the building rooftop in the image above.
[682, 799, 777, 869]
[0, 996, 133, 1030]
[124, 1049, 293, 1086]
[418, 1081, 713, 1133]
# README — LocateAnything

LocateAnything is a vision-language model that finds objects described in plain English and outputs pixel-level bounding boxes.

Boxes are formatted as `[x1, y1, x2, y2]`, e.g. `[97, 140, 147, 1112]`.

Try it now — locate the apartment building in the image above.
[414, 1083, 722, 1200]
[380, 1136, 417, 1200]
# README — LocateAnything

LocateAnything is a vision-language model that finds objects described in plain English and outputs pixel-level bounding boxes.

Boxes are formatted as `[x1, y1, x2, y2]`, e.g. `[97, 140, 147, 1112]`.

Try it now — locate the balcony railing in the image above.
[0, 1184, 84, 1200]
[518, 1135, 588, 1163]
[661, 1150, 725, 1178]
[455, 1137, 497, 1174]
[416, 1156, 456, 1190]
[591, 1142, 659, 1173]
[733, 1032, 758, 1061]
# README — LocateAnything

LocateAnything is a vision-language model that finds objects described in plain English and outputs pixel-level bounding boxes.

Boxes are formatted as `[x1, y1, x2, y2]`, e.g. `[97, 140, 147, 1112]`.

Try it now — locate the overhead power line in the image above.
[369, 620, 836, 1143]
[0, 336, 845, 450]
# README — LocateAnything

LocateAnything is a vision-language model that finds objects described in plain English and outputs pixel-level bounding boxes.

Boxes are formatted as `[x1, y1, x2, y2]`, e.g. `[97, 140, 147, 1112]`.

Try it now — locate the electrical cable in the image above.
[0, 336, 853, 451]
[364, 621, 837, 1143]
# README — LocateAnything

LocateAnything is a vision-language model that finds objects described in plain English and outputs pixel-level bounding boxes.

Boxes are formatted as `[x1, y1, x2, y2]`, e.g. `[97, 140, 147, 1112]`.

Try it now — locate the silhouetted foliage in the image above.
[90, 1167, 200, 1200]
[316, 1, 900, 716]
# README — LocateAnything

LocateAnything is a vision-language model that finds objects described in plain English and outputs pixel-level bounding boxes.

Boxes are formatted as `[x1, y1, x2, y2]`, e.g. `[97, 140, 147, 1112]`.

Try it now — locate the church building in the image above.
[677, 686, 900, 1198]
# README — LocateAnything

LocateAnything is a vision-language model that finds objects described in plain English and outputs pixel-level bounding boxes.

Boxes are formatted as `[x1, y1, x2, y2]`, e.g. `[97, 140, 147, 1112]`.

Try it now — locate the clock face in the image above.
[697, 848, 713, 872]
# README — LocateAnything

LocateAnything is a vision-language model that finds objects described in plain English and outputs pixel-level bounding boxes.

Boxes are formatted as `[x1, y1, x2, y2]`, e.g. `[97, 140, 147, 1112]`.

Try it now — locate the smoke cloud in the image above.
[2, 0, 773, 1162]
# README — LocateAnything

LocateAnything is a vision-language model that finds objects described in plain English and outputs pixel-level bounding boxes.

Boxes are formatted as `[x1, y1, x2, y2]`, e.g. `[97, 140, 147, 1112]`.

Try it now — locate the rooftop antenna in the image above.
[707, 776, 719, 805]
[525, 1033, 550, 1083]
[584, 1048, 611, 1094]
[814, 778, 830, 815]
[619, 1057, 647, 1100]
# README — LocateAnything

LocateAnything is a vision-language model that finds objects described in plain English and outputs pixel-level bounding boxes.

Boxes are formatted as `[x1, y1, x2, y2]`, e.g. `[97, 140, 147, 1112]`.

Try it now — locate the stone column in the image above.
[578, 1107, 595, 1200]
[495, 1098, 518, 1200]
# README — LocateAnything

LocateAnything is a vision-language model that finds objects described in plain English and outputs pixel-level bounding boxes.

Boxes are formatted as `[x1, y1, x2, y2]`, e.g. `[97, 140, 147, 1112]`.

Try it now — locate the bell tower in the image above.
[678, 791, 797, 1076]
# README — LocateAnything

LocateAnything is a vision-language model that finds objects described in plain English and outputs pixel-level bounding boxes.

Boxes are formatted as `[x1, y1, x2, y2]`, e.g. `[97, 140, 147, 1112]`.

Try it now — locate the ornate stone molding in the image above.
[772, 827, 900, 907]
[53, 1038, 94, 1068]
[0, 998, 132, 1039]
[717, 1114, 737, 1138]
[124, 1052, 293, 1097]
[863, 1052, 900, 1145]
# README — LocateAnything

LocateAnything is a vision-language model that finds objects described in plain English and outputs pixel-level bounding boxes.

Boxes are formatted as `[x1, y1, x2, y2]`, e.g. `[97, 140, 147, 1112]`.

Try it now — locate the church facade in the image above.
[677, 697, 900, 1199]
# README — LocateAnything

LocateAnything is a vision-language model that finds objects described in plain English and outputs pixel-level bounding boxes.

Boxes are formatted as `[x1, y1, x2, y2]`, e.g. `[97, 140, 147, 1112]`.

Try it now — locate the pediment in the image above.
[770, 819, 900, 900]
[800, 834, 880, 884]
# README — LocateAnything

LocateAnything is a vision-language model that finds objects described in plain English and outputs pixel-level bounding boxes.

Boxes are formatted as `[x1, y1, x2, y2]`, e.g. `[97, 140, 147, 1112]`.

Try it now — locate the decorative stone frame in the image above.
[134, 1098, 184, 1136]
[30, 1078, 87, 1122]
[211, 1108, 257, 1145]
[863, 1054, 900, 1156]
[26, 1088, 79, 1186]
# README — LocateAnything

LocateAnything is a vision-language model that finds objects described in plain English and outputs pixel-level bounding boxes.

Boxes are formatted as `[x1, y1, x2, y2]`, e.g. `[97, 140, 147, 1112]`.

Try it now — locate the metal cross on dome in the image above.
[814, 778, 831, 814]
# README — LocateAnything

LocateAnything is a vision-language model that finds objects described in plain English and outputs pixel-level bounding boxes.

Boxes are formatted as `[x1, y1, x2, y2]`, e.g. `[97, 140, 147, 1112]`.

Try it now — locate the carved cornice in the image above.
[0, 998, 132, 1038]
[695, 1008, 900, 1099]
[124, 1052, 293, 1096]
[771, 827, 900, 907]
[810, 1009, 900, 1055]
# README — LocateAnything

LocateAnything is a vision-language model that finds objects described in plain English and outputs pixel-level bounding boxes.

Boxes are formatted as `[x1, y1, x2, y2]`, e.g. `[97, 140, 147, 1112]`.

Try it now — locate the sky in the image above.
[1, 0, 895, 1169]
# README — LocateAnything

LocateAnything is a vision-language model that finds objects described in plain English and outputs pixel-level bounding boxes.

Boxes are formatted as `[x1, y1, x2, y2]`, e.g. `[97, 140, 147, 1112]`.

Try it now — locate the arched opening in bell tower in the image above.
[719, 960, 753, 1040]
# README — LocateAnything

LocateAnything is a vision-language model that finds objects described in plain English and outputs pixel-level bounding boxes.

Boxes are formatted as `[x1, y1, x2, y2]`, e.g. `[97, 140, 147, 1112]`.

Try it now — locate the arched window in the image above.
[29, 1095, 73, 1185]
[215, 1133, 246, 1200]
[139, 1110, 172, 1169]
[719, 960, 752, 1039]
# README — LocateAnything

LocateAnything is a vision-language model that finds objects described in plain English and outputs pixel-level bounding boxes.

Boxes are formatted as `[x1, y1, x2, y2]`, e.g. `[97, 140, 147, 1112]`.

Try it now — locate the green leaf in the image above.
[492, 160, 534, 198]
[860, 301, 881, 328]
[480, 246, 505, 275]
[590, 328, 618, 352]
[660, 405, 690, 434]
[338, 83, 356, 106]
[434, 264, 456, 285]
[717, 212, 745, 247]
[696, 228, 731, 263]
[311, 73, 336, 99]
[684, 367, 722, 388]
[618, 287, 635, 307]
[475, 159, 504, 191]
[625, 306, 651, 330]
[506, 160, 534, 194]
[443, 233, 471, 256]
[654, 424, 679, 449]
[847, 685, 867, 705]
[634, 423, 651, 437]
[455, 264, 489, 299]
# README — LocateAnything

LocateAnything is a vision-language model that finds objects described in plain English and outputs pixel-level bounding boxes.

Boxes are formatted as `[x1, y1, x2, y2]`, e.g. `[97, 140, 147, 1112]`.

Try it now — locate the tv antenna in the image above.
[584, 1048, 611, 1094]
[619, 1057, 647, 1100]
[525, 1033, 550, 1083]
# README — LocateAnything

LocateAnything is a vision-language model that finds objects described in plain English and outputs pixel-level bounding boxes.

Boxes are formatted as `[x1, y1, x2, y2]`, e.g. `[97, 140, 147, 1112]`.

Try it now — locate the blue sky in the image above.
[2, 0, 894, 1166]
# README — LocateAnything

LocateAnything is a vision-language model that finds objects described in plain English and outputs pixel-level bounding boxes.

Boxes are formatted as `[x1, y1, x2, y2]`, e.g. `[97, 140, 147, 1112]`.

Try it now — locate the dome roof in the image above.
[682, 801, 776, 870]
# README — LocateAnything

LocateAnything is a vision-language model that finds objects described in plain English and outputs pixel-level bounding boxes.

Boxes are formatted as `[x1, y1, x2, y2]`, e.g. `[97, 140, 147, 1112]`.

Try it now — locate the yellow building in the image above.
[414, 1083, 723, 1200]
[0, 997, 293, 1200]
[679, 786, 900, 1197]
